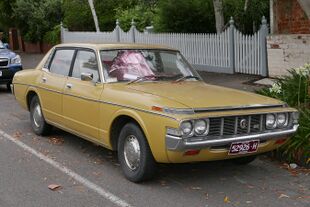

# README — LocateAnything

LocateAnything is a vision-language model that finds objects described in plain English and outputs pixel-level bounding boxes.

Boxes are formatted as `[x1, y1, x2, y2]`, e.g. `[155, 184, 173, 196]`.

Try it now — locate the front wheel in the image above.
[29, 96, 52, 135]
[118, 123, 157, 182]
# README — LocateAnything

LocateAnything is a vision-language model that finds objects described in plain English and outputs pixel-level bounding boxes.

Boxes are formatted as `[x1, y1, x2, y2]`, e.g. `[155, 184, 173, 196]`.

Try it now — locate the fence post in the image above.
[229, 17, 235, 74]
[60, 22, 66, 43]
[130, 19, 136, 43]
[115, 19, 120, 42]
[260, 16, 269, 77]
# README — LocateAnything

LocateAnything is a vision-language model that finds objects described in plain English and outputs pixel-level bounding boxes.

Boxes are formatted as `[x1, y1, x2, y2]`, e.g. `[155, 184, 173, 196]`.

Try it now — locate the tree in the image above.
[87, 0, 100, 32]
[213, 0, 224, 33]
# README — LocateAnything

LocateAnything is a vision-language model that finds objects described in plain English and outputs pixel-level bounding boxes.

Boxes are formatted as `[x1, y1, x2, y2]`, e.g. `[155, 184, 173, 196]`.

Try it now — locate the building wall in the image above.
[274, 0, 310, 34]
[267, 34, 310, 76]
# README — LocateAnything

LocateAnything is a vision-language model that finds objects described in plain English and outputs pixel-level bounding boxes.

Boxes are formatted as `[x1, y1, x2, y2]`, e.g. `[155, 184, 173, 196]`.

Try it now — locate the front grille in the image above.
[208, 114, 266, 138]
[0, 58, 9, 67]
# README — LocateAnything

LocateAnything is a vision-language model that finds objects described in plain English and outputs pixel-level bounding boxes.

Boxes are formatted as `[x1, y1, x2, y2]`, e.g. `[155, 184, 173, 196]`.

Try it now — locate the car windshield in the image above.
[100, 49, 201, 83]
[0, 41, 5, 49]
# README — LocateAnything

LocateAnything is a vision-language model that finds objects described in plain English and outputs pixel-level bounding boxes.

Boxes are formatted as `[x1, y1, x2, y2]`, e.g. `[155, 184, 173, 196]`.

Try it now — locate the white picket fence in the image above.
[61, 18, 268, 76]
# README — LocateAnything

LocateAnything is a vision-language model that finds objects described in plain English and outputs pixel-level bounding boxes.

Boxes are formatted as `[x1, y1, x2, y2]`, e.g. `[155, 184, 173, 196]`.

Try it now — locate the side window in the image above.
[72, 50, 99, 82]
[49, 49, 75, 76]
[43, 50, 54, 69]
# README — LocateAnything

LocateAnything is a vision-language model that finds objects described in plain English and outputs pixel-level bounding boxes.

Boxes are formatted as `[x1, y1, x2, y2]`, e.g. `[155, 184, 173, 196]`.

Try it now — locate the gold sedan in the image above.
[12, 43, 299, 182]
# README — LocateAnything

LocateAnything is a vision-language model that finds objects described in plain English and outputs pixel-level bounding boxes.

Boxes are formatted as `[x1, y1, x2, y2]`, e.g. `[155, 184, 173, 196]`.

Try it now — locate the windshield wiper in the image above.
[174, 75, 200, 83]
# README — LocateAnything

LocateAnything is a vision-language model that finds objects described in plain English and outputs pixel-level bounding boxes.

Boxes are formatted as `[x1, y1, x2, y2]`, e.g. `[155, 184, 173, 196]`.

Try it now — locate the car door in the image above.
[62, 48, 103, 140]
[38, 48, 75, 125]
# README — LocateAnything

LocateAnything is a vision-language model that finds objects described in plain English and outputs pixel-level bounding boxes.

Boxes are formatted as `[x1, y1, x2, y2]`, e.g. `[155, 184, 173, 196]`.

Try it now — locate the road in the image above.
[0, 54, 308, 207]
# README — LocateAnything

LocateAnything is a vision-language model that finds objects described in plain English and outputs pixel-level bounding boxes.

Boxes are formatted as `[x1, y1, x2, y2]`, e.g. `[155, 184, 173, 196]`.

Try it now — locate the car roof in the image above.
[54, 43, 178, 51]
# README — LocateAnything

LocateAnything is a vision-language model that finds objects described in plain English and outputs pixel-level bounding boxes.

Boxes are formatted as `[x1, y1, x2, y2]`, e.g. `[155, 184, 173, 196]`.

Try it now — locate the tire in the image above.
[6, 82, 11, 91]
[232, 155, 257, 165]
[118, 122, 157, 182]
[29, 96, 52, 136]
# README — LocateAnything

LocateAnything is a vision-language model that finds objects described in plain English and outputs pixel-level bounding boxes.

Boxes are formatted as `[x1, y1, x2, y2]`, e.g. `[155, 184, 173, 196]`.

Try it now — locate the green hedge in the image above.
[257, 64, 310, 166]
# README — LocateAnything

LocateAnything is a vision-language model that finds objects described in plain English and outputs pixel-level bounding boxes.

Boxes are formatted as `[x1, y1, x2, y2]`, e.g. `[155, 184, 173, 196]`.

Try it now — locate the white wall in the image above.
[267, 34, 310, 77]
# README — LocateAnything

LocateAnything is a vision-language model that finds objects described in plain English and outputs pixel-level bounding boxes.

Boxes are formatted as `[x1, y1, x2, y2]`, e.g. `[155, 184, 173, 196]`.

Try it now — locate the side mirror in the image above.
[3, 43, 9, 49]
[81, 72, 93, 81]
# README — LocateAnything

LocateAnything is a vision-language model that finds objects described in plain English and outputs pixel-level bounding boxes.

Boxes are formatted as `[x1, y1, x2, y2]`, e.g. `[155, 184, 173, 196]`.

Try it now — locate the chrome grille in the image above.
[208, 114, 264, 137]
[0, 58, 9, 67]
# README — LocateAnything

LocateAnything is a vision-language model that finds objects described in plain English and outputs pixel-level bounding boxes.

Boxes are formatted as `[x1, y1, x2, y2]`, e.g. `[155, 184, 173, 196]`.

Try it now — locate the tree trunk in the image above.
[88, 0, 100, 32]
[213, 0, 224, 33]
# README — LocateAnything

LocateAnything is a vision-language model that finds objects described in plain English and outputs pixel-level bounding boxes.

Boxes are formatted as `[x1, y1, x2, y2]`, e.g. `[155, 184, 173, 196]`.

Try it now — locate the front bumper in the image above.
[0, 65, 22, 84]
[166, 124, 299, 151]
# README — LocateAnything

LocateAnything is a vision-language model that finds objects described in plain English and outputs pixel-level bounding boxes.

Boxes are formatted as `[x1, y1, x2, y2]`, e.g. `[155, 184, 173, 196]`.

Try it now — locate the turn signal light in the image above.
[275, 139, 287, 145]
[184, 149, 200, 156]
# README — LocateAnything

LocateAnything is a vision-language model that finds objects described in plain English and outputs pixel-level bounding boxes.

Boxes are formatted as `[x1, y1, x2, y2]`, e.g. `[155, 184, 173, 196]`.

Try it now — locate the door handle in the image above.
[66, 83, 73, 89]
[42, 77, 47, 83]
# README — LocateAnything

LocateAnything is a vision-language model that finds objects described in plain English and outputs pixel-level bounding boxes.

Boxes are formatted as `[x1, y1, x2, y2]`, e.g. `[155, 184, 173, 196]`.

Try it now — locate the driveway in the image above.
[0, 53, 308, 207]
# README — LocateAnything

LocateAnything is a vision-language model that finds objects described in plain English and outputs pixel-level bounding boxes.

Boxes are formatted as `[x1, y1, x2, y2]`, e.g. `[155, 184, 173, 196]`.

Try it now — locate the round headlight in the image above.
[180, 121, 193, 136]
[194, 120, 207, 135]
[266, 114, 276, 129]
[277, 113, 287, 127]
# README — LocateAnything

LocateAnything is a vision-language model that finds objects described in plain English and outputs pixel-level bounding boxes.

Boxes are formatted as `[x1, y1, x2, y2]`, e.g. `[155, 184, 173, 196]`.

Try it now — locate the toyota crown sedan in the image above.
[0, 40, 22, 90]
[12, 43, 299, 182]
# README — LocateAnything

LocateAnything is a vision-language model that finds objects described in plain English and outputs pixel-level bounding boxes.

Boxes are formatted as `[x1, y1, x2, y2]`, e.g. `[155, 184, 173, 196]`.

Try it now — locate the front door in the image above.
[38, 49, 75, 125]
[62, 49, 103, 140]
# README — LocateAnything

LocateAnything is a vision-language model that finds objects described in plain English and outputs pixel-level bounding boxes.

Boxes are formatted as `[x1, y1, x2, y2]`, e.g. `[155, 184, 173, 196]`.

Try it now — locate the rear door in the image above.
[62, 48, 103, 140]
[38, 48, 75, 125]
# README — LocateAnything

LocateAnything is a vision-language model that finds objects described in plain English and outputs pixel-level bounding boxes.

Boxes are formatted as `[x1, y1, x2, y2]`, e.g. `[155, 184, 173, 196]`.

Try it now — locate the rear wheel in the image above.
[118, 123, 157, 182]
[29, 96, 52, 135]
[232, 155, 257, 165]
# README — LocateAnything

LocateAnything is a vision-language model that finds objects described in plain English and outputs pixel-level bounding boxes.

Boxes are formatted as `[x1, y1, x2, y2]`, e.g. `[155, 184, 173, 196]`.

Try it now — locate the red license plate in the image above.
[228, 140, 259, 155]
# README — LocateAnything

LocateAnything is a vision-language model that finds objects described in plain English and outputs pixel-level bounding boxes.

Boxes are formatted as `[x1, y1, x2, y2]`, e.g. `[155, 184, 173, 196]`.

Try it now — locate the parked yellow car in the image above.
[12, 43, 299, 182]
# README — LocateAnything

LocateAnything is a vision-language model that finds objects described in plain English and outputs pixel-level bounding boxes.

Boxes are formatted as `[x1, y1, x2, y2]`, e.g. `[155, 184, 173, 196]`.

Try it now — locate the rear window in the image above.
[49, 49, 75, 76]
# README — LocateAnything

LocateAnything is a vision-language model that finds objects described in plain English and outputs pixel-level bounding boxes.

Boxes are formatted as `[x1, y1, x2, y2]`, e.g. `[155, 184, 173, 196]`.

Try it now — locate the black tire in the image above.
[29, 96, 52, 136]
[232, 155, 257, 165]
[6, 82, 11, 91]
[118, 122, 157, 182]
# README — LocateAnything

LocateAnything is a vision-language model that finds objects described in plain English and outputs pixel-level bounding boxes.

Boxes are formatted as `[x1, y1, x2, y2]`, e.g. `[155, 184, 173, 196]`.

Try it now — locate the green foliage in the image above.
[154, 0, 215, 33]
[0, 0, 16, 30]
[43, 25, 61, 45]
[62, 0, 94, 31]
[13, 0, 62, 42]
[257, 64, 310, 166]
[224, 0, 269, 34]
[115, 4, 155, 31]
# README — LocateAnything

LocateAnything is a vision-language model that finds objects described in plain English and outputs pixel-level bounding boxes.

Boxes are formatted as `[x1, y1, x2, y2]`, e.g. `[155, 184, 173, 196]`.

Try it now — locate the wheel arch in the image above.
[109, 110, 150, 152]
[25, 87, 41, 111]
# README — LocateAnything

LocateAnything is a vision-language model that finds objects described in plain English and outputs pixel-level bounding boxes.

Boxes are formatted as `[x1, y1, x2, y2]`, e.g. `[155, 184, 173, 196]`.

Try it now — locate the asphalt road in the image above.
[0, 54, 308, 207]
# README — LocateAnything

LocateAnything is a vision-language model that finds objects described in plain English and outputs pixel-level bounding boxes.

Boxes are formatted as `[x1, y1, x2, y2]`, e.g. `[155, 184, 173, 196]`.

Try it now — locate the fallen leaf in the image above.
[191, 186, 202, 190]
[48, 184, 62, 191]
[278, 194, 289, 199]
[289, 163, 298, 169]
[246, 201, 252, 204]
[48, 137, 64, 145]
[224, 196, 230, 203]
[205, 193, 209, 200]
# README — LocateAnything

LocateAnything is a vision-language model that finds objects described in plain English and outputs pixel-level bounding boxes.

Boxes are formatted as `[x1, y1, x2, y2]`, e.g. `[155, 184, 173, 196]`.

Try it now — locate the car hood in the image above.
[0, 48, 16, 59]
[127, 81, 283, 109]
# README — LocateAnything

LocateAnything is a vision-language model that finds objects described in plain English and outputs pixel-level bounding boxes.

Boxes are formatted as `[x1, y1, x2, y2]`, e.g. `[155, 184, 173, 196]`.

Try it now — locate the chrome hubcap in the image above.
[33, 104, 42, 128]
[123, 135, 141, 171]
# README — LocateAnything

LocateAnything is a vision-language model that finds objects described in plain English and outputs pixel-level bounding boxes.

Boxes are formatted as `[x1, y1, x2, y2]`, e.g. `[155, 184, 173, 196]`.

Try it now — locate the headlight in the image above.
[277, 113, 288, 127]
[194, 119, 208, 135]
[180, 121, 193, 136]
[11, 55, 21, 64]
[266, 114, 276, 129]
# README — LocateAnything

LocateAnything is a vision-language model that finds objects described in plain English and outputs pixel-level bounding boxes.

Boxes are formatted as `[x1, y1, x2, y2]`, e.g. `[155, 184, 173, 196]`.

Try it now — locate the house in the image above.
[268, 0, 310, 76]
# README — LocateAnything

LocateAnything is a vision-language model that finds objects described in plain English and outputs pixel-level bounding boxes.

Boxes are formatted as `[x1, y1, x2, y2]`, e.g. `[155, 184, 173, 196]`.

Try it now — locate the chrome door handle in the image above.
[66, 83, 73, 89]
[42, 77, 47, 83]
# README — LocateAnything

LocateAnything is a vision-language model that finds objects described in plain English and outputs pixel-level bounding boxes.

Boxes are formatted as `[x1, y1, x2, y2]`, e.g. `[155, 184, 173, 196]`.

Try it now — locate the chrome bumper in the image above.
[166, 125, 299, 151]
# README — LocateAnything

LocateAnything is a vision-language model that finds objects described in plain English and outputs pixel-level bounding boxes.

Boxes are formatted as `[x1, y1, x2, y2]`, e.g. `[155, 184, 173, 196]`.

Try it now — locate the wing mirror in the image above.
[3, 43, 9, 49]
[81, 72, 93, 81]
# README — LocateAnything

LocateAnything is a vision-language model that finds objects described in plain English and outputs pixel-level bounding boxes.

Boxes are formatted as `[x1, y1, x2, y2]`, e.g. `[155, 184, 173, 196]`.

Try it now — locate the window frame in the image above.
[44, 47, 76, 77]
[69, 48, 101, 83]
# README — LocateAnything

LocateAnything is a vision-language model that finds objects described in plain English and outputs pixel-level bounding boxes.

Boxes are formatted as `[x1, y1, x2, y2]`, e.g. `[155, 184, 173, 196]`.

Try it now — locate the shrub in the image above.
[43, 25, 61, 45]
[257, 64, 310, 166]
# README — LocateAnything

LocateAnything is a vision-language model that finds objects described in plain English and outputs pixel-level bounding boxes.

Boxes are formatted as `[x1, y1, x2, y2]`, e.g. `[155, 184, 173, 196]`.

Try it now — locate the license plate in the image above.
[0, 71, 2, 77]
[228, 140, 259, 155]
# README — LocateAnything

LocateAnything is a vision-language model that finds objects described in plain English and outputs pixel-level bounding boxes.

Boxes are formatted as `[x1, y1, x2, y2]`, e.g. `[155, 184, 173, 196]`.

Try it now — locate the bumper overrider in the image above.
[166, 112, 299, 151]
